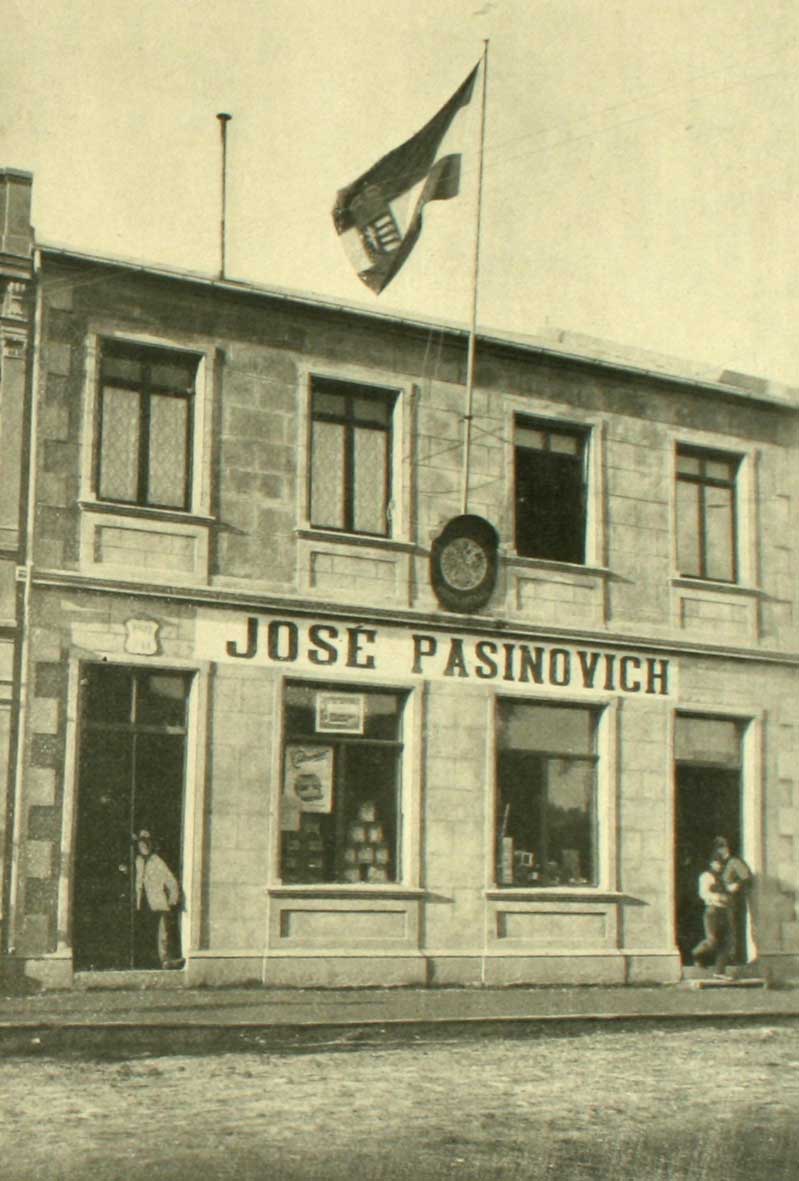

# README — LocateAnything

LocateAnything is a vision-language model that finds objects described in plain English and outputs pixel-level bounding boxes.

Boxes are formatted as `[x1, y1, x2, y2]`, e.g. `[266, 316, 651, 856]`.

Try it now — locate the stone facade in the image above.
[2, 172, 799, 989]
[0, 170, 34, 977]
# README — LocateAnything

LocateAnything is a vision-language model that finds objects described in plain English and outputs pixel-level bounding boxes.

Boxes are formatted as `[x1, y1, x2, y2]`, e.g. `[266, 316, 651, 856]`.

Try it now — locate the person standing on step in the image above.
[712, 836, 752, 967]
[691, 853, 734, 978]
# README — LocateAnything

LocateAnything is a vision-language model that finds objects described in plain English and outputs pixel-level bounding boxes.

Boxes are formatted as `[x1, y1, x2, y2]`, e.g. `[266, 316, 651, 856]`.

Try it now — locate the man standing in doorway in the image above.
[692, 853, 734, 977]
[133, 829, 183, 970]
[712, 835, 752, 967]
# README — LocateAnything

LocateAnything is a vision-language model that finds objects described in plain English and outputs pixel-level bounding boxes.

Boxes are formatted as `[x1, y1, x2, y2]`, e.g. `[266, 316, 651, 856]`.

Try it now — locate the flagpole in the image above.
[461, 40, 489, 516]
[217, 112, 232, 279]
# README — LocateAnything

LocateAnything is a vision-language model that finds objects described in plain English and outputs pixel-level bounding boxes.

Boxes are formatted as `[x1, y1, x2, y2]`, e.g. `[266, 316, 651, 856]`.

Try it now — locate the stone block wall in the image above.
[203, 664, 273, 950]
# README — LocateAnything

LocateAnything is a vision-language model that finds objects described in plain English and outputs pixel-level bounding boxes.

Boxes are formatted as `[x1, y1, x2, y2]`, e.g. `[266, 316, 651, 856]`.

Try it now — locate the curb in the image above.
[2, 1006, 799, 1057]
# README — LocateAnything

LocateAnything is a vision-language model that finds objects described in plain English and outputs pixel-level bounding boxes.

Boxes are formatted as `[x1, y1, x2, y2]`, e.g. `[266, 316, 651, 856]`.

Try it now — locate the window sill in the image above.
[79, 499, 217, 529]
[671, 577, 762, 598]
[504, 554, 611, 579]
[296, 527, 417, 554]
[268, 884, 425, 900]
[486, 888, 625, 902]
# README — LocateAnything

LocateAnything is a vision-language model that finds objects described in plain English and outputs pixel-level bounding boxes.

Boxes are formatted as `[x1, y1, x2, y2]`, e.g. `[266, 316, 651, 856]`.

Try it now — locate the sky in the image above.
[2, 0, 799, 384]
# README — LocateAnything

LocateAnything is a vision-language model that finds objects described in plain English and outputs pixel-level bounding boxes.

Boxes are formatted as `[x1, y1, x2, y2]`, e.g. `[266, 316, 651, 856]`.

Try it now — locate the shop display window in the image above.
[96, 340, 199, 511]
[495, 699, 599, 887]
[676, 446, 740, 582]
[309, 376, 397, 537]
[280, 682, 405, 884]
[514, 418, 588, 564]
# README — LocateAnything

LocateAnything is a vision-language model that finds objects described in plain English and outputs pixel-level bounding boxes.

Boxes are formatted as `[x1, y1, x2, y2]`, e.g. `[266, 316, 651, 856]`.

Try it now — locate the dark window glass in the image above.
[309, 377, 396, 537]
[496, 700, 599, 888]
[97, 341, 198, 511]
[281, 683, 404, 884]
[514, 421, 587, 563]
[676, 447, 739, 582]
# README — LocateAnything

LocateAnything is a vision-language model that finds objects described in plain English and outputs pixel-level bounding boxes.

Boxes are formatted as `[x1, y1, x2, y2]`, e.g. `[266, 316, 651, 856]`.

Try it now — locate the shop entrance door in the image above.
[675, 765, 741, 963]
[72, 665, 192, 972]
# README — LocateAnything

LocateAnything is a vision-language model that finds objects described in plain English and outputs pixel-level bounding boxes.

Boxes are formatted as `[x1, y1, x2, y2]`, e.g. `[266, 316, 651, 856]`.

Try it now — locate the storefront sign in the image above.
[316, 691, 365, 734]
[196, 610, 675, 697]
[284, 744, 334, 813]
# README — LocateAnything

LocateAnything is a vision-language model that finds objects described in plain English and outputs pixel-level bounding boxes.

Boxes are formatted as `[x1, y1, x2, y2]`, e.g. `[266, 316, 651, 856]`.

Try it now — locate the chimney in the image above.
[0, 169, 34, 279]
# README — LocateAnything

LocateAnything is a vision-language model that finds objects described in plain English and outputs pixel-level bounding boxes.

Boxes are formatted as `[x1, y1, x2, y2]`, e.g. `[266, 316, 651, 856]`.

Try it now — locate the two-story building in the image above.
[3, 170, 799, 990]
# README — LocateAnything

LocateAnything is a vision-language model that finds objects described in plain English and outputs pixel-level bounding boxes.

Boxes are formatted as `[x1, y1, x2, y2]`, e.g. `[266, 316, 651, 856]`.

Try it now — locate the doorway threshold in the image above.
[680, 964, 768, 990]
[74, 969, 187, 991]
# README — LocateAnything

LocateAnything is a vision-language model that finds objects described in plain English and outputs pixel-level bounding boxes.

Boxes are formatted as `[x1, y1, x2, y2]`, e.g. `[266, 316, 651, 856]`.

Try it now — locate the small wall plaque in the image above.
[124, 619, 160, 656]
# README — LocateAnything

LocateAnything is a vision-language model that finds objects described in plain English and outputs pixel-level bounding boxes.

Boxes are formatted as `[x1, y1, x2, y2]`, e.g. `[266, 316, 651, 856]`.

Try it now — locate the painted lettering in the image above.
[603, 654, 616, 691]
[550, 648, 571, 687]
[578, 650, 601, 689]
[444, 638, 469, 678]
[518, 645, 545, 684]
[620, 655, 642, 692]
[226, 614, 258, 659]
[411, 634, 437, 674]
[346, 626, 377, 670]
[267, 620, 298, 662]
[502, 643, 516, 682]
[474, 640, 498, 679]
[308, 624, 339, 666]
[646, 658, 670, 696]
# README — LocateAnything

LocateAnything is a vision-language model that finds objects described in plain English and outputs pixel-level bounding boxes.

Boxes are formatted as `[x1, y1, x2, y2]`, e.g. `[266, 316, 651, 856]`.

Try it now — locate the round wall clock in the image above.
[430, 515, 499, 612]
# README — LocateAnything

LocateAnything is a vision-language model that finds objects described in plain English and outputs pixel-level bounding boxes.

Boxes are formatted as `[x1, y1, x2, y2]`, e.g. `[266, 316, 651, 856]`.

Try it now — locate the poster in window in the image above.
[283, 744, 334, 813]
[315, 691, 365, 735]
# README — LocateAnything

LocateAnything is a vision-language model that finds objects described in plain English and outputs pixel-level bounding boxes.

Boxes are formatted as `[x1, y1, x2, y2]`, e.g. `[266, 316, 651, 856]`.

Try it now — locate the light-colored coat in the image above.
[135, 852, 180, 912]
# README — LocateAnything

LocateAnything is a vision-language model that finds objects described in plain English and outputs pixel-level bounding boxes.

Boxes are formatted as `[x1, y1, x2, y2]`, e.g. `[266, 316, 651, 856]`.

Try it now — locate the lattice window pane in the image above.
[99, 386, 140, 502]
[149, 395, 189, 508]
[310, 420, 345, 528]
[353, 426, 388, 535]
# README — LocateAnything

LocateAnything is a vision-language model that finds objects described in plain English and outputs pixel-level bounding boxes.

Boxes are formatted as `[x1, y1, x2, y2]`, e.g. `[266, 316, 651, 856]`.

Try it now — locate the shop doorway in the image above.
[72, 665, 192, 972]
[674, 715, 744, 966]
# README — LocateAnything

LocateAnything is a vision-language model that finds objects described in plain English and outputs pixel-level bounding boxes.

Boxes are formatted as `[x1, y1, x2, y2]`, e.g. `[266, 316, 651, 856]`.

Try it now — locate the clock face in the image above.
[439, 536, 489, 591]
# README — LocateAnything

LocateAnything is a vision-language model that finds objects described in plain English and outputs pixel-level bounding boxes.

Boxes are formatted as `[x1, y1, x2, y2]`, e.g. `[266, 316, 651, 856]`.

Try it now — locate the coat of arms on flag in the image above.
[332, 64, 480, 294]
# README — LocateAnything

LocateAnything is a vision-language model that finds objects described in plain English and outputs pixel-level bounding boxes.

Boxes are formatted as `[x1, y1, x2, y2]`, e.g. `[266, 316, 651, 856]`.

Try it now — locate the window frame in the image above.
[81, 329, 215, 521]
[95, 340, 198, 512]
[306, 375, 398, 539]
[278, 679, 408, 887]
[675, 444, 741, 584]
[493, 696, 609, 892]
[511, 413, 595, 567]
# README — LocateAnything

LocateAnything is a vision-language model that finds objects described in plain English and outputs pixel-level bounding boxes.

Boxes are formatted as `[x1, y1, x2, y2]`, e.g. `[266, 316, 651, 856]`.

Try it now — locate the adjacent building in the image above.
[3, 169, 799, 989]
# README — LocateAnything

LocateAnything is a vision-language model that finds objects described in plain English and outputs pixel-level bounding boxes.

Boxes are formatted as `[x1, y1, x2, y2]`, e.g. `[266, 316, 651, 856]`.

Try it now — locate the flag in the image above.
[332, 64, 480, 295]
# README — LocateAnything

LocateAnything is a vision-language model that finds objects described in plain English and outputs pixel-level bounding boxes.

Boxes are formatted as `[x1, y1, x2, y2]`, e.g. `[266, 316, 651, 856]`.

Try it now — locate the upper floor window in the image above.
[515, 419, 588, 563]
[676, 446, 740, 582]
[309, 377, 396, 537]
[96, 341, 199, 511]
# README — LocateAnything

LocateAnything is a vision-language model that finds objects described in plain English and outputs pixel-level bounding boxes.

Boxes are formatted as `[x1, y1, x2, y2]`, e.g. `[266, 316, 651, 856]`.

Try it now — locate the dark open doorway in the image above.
[674, 715, 744, 967]
[72, 664, 192, 971]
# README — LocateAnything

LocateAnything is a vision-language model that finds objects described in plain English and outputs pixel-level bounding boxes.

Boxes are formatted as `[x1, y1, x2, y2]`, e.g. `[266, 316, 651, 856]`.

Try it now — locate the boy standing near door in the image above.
[691, 854, 734, 977]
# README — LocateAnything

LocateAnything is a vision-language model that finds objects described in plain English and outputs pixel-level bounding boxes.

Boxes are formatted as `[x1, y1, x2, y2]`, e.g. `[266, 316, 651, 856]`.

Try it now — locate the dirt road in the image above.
[3, 1020, 797, 1179]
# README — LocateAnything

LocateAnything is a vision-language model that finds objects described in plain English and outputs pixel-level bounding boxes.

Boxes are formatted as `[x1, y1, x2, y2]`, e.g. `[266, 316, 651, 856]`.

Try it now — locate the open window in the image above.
[514, 419, 588, 563]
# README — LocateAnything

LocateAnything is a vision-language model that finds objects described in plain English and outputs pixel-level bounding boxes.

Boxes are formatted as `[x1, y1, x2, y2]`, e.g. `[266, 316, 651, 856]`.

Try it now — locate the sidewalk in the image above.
[2, 979, 799, 1036]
